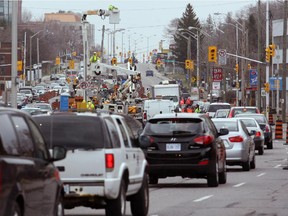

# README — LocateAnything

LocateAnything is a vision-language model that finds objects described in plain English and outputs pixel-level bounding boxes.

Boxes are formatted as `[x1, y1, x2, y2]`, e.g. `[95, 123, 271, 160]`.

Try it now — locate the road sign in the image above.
[218, 49, 227, 65]
[212, 68, 223, 81]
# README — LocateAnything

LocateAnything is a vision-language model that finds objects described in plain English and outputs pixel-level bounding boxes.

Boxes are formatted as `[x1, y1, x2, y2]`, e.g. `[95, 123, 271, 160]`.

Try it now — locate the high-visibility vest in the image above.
[187, 108, 193, 113]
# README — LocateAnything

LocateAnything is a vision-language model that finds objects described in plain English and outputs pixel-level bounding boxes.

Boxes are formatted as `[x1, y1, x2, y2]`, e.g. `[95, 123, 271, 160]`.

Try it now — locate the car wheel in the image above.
[242, 159, 251, 171]
[250, 154, 256, 169]
[130, 173, 149, 216]
[258, 146, 264, 155]
[267, 141, 273, 149]
[149, 175, 158, 185]
[218, 160, 227, 184]
[207, 162, 219, 187]
[106, 180, 127, 216]
[12, 201, 22, 216]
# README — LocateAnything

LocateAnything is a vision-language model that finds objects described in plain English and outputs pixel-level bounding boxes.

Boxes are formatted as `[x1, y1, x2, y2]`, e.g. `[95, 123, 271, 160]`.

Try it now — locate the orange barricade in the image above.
[275, 119, 283, 140]
[269, 113, 274, 125]
[285, 123, 288, 145]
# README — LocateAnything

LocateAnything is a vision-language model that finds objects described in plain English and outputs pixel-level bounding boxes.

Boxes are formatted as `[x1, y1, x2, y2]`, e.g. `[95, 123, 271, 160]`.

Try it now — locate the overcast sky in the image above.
[22, 0, 258, 57]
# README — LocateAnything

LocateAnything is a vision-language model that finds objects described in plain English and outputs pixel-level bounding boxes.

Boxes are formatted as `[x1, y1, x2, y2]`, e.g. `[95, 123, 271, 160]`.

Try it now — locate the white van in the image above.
[142, 99, 175, 124]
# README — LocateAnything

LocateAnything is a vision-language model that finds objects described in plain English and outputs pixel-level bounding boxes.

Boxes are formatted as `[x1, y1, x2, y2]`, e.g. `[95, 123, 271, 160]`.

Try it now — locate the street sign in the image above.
[249, 69, 258, 86]
[212, 68, 223, 81]
[213, 82, 221, 90]
[218, 49, 227, 65]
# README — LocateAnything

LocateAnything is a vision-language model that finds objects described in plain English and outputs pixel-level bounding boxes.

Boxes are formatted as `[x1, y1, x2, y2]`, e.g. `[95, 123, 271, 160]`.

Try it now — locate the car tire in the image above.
[12, 201, 22, 216]
[258, 146, 264, 155]
[250, 154, 256, 169]
[207, 162, 219, 187]
[106, 180, 127, 216]
[130, 173, 149, 216]
[267, 141, 273, 149]
[149, 175, 158, 184]
[242, 159, 251, 171]
[218, 161, 227, 184]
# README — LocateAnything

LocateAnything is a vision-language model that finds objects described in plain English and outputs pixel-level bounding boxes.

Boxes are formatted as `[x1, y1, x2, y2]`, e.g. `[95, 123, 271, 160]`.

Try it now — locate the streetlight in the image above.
[214, 12, 247, 106]
[29, 29, 46, 84]
[112, 28, 125, 57]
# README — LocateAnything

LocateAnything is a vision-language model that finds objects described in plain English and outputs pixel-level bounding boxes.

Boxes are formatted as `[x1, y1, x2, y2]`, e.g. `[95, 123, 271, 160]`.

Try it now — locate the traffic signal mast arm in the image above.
[226, 52, 266, 64]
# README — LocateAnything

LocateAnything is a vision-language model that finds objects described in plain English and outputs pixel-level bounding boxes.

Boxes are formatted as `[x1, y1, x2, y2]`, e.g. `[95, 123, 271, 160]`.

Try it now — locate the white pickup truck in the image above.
[33, 112, 149, 216]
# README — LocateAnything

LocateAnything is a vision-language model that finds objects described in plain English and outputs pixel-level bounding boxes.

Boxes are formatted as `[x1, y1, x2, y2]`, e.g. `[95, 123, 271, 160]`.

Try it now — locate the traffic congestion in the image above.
[1, 0, 288, 216]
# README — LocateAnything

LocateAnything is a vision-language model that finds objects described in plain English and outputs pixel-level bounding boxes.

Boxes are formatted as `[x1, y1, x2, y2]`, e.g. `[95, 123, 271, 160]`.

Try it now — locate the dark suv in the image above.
[139, 113, 229, 187]
[0, 108, 66, 216]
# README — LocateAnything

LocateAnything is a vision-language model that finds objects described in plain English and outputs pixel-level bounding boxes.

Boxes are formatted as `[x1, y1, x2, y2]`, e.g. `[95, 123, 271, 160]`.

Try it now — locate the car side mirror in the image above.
[219, 128, 229, 136]
[52, 146, 66, 161]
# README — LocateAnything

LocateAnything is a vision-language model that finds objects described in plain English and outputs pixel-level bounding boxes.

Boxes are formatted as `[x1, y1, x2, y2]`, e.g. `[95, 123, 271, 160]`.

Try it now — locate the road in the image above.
[65, 138, 288, 216]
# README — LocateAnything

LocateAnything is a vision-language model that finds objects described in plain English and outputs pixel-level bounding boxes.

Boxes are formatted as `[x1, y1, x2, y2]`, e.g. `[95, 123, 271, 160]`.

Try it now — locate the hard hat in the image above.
[94, 51, 96, 54]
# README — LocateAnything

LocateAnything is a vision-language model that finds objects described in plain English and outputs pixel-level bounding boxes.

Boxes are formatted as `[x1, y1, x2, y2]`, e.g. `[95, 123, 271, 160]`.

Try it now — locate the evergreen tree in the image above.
[171, 3, 201, 64]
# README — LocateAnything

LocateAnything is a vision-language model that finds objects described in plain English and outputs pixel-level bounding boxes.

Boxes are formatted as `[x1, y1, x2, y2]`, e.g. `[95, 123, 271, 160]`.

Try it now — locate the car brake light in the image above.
[265, 125, 270, 132]
[143, 112, 147, 120]
[198, 159, 209, 165]
[255, 131, 261, 137]
[194, 135, 214, 145]
[106, 154, 114, 169]
[229, 136, 244, 142]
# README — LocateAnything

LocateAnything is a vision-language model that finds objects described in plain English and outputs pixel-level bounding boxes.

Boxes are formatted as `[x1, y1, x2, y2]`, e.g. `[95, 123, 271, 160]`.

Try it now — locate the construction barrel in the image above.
[275, 119, 283, 140]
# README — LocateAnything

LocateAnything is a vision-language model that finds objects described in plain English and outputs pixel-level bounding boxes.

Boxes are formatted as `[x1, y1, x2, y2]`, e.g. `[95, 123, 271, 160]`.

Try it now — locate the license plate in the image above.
[63, 184, 70, 193]
[166, 143, 181, 151]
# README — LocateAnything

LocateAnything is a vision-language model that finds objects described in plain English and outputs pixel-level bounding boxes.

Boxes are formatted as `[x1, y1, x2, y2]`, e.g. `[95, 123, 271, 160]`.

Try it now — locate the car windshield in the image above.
[34, 116, 104, 149]
[144, 118, 204, 135]
[213, 120, 239, 132]
[208, 104, 231, 112]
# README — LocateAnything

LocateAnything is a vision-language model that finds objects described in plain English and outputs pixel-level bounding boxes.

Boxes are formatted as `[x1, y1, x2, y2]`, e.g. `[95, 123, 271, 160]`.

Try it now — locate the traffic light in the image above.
[264, 82, 270, 92]
[208, 46, 217, 63]
[269, 44, 276, 57]
[128, 58, 132, 64]
[265, 47, 270, 63]
[111, 57, 117, 65]
[17, 61, 22, 71]
[69, 60, 75, 69]
[185, 59, 191, 69]
[247, 64, 251, 70]
[234, 63, 239, 73]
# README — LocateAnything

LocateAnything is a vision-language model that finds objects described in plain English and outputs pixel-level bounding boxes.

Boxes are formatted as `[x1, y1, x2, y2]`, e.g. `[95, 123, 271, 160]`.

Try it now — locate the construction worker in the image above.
[108, 5, 118, 11]
[87, 100, 95, 111]
[90, 52, 100, 63]
[194, 104, 201, 113]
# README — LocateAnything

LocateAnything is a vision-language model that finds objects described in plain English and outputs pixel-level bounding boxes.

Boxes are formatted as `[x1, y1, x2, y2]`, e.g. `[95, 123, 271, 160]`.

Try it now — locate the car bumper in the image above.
[226, 148, 248, 165]
[264, 132, 272, 144]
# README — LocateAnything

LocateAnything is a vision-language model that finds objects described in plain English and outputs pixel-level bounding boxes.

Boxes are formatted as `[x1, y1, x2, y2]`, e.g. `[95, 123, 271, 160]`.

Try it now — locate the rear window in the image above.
[34, 116, 104, 149]
[144, 118, 204, 135]
[213, 120, 239, 132]
[208, 104, 231, 112]
[240, 119, 257, 127]
[232, 108, 258, 117]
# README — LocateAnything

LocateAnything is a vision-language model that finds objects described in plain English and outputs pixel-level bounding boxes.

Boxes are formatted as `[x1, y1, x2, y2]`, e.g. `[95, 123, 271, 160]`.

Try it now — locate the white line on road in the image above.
[233, 182, 246, 187]
[274, 164, 282, 168]
[257, 173, 266, 177]
[193, 195, 214, 202]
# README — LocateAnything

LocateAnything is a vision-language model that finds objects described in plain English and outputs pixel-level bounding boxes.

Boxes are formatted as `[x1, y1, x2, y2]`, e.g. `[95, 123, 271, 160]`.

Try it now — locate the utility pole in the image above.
[100, 25, 105, 63]
[11, 0, 18, 108]
[187, 36, 192, 94]
[265, 1, 270, 119]
[257, 0, 262, 110]
[282, 0, 288, 122]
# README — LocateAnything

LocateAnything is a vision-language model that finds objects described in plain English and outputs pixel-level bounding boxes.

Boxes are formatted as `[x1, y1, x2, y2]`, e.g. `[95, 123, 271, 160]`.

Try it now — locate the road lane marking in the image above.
[274, 164, 282, 168]
[193, 195, 213, 202]
[257, 173, 266, 177]
[233, 182, 246, 187]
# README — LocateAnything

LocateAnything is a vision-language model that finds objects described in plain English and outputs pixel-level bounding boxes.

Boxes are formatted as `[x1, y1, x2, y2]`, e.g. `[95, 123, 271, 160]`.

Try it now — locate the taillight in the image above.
[229, 136, 244, 142]
[139, 135, 154, 148]
[198, 159, 209, 165]
[265, 125, 270, 132]
[54, 169, 61, 181]
[143, 112, 147, 120]
[194, 135, 214, 145]
[105, 154, 114, 169]
[255, 131, 261, 137]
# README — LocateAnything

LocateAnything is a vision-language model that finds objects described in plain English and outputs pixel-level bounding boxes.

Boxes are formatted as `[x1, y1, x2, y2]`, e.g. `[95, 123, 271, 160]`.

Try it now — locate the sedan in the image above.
[139, 113, 229, 187]
[235, 113, 273, 149]
[212, 118, 256, 171]
[235, 117, 265, 155]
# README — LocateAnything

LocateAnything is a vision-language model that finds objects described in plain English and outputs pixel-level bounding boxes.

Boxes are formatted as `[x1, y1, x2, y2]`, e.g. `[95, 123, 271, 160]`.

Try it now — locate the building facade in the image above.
[0, 0, 22, 26]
